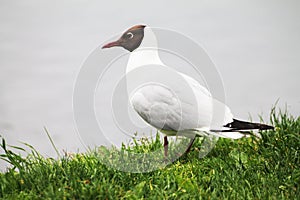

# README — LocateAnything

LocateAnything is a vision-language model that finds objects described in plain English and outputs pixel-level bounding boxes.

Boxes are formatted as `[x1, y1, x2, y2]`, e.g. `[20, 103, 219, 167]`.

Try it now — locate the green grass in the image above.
[0, 109, 299, 199]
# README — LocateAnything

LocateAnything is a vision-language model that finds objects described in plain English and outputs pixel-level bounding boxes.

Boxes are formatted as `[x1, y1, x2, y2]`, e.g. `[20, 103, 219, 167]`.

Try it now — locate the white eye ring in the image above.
[127, 32, 134, 39]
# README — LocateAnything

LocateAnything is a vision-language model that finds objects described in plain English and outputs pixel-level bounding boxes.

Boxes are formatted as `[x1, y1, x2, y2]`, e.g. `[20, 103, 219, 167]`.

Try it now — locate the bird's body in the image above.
[102, 25, 273, 156]
[126, 27, 242, 138]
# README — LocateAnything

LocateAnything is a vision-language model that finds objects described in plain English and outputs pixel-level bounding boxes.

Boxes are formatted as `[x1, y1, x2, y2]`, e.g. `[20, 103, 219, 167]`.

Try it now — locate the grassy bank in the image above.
[0, 110, 299, 199]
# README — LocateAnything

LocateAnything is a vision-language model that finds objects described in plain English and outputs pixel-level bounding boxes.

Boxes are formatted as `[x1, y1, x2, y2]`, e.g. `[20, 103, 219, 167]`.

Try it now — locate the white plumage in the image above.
[102, 25, 273, 156]
[127, 27, 244, 139]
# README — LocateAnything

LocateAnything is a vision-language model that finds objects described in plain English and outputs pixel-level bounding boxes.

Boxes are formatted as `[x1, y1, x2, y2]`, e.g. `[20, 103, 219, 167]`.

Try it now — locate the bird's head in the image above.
[102, 25, 146, 52]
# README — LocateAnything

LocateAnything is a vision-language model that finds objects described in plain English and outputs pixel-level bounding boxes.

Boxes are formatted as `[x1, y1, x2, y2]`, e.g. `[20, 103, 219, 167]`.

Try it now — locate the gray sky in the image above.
[0, 0, 299, 169]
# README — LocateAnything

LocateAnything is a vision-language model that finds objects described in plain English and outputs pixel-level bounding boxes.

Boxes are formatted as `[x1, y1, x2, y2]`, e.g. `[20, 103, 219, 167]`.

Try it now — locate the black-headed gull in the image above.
[102, 25, 273, 156]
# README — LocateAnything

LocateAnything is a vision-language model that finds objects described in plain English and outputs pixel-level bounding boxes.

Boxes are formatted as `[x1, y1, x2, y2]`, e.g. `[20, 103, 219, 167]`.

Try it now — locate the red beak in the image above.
[102, 40, 120, 49]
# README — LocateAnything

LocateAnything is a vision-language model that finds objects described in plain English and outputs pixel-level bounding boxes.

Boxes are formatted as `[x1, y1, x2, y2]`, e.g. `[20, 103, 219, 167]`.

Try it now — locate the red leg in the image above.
[185, 137, 196, 154]
[164, 136, 169, 157]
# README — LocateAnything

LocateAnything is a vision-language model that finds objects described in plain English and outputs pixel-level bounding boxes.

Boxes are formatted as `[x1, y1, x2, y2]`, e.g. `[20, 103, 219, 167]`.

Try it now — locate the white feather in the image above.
[127, 27, 242, 139]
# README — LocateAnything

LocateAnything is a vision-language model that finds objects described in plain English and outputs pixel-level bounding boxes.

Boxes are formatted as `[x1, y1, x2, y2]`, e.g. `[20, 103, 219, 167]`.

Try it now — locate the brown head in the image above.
[102, 25, 146, 52]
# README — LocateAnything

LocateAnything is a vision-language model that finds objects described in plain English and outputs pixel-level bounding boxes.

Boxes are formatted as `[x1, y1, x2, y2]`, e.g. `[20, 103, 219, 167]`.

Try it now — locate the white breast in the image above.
[127, 27, 233, 135]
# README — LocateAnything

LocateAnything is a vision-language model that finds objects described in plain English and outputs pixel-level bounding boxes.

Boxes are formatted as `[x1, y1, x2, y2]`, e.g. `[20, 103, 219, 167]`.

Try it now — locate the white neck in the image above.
[126, 27, 164, 74]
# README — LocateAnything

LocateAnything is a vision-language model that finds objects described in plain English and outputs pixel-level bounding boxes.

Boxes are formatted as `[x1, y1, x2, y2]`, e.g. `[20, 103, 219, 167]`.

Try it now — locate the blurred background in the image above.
[0, 0, 299, 169]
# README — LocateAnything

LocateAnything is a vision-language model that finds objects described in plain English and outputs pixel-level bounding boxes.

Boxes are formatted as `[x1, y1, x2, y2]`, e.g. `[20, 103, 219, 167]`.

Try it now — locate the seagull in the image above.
[102, 25, 273, 157]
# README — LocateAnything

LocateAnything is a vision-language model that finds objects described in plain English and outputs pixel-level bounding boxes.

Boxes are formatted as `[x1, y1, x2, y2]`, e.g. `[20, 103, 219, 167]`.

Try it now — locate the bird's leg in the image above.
[164, 136, 169, 157]
[184, 137, 196, 154]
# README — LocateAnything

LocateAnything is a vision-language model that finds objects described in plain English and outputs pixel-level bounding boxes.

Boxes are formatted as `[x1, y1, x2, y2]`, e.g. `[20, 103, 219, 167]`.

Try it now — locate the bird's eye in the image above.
[126, 32, 134, 39]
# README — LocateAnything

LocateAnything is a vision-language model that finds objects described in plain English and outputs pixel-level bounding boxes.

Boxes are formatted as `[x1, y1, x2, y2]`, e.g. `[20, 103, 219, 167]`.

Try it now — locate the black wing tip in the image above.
[225, 119, 274, 131]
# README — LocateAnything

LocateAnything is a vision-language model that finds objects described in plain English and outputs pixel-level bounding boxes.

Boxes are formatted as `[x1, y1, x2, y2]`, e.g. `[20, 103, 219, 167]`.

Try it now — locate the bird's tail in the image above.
[209, 119, 274, 139]
[223, 119, 274, 131]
